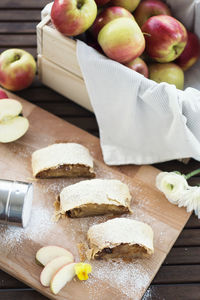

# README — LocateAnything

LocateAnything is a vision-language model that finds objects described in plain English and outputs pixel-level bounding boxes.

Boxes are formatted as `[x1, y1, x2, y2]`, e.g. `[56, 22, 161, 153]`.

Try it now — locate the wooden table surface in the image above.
[0, 1, 200, 299]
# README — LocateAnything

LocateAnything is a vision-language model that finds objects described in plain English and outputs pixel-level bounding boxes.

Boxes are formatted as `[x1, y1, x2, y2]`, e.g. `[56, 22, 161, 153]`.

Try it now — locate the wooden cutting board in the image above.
[0, 91, 191, 300]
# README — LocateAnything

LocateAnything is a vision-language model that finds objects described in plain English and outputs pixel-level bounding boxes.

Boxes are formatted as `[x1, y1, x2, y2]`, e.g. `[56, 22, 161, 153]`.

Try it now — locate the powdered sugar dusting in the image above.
[0, 203, 55, 254]
[83, 260, 151, 299]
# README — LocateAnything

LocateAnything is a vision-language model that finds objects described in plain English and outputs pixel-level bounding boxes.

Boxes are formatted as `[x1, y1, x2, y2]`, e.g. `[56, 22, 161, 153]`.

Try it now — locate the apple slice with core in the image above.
[40, 256, 74, 287]
[0, 99, 22, 122]
[0, 116, 29, 143]
[50, 263, 76, 295]
[36, 246, 74, 266]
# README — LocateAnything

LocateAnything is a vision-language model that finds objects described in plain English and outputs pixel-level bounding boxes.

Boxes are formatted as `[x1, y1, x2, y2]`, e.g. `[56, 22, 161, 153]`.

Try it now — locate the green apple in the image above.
[98, 17, 145, 63]
[149, 63, 184, 90]
[91, 6, 134, 39]
[111, 0, 140, 12]
[0, 49, 36, 91]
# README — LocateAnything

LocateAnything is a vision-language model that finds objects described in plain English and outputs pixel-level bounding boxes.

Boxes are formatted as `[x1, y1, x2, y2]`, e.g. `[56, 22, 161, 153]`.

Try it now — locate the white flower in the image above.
[156, 172, 188, 204]
[178, 187, 200, 218]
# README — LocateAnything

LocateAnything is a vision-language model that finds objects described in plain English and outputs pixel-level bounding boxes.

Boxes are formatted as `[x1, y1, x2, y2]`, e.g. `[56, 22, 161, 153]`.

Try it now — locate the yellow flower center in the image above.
[75, 263, 92, 281]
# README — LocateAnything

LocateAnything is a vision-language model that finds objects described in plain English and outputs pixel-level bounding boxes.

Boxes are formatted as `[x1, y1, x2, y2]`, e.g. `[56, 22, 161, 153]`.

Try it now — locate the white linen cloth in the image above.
[42, 1, 200, 165]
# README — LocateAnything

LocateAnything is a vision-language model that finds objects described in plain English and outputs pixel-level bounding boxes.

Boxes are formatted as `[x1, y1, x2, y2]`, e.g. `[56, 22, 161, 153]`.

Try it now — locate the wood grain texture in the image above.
[0, 34, 36, 47]
[0, 91, 191, 300]
[38, 55, 92, 111]
[0, 10, 41, 21]
[0, 0, 51, 9]
[0, 23, 37, 34]
[154, 265, 200, 284]
[186, 214, 200, 228]
[174, 229, 200, 246]
[164, 247, 200, 265]
[1, 284, 200, 300]
[143, 284, 200, 300]
[1, 1, 200, 299]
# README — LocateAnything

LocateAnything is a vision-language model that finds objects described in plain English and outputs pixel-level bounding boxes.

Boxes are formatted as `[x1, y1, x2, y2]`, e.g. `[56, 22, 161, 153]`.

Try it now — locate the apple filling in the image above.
[55, 198, 130, 219]
[87, 218, 154, 261]
[67, 203, 130, 218]
[35, 164, 95, 179]
[92, 243, 149, 260]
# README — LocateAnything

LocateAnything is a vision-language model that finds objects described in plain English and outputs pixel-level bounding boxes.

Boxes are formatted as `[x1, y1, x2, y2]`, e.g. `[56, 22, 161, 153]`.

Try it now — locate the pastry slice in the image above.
[32, 143, 95, 178]
[87, 218, 154, 260]
[56, 179, 132, 218]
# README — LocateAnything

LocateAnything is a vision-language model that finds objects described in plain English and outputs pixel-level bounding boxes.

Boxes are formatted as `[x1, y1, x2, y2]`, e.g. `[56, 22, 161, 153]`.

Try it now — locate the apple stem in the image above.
[142, 32, 151, 37]
[11, 54, 21, 63]
[76, 0, 83, 9]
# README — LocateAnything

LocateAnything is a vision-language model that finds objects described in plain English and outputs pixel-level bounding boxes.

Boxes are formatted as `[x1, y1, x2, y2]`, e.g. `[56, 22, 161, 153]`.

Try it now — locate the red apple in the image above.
[0, 90, 8, 99]
[95, 0, 111, 6]
[110, 0, 140, 12]
[0, 49, 36, 92]
[134, 0, 171, 27]
[91, 6, 134, 39]
[175, 31, 200, 71]
[149, 62, 184, 90]
[51, 0, 97, 36]
[124, 57, 149, 77]
[142, 15, 188, 63]
[98, 17, 145, 63]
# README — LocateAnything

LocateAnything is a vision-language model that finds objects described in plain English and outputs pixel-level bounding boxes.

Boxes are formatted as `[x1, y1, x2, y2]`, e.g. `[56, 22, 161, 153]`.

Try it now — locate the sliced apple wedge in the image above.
[36, 245, 74, 266]
[50, 263, 76, 295]
[0, 116, 29, 143]
[40, 255, 74, 287]
[0, 99, 22, 122]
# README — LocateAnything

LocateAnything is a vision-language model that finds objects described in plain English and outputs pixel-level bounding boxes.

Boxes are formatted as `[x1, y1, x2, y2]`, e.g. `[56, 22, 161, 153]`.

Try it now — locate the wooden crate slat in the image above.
[0, 34, 36, 47]
[0, 10, 41, 21]
[0, 0, 51, 9]
[38, 55, 92, 111]
[0, 22, 37, 34]
[0, 270, 27, 289]
[186, 214, 200, 228]
[174, 229, 200, 246]
[0, 290, 48, 300]
[164, 246, 200, 265]
[153, 265, 200, 284]
[41, 25, 82, 79]
[1, 284, 200, 300]
[143, 284, 200, 300]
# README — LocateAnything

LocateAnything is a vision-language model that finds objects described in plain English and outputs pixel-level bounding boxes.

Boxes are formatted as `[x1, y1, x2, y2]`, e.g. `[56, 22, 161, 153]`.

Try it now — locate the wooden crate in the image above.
[37, 15, 92, 111]
[37, 16, 190, 164]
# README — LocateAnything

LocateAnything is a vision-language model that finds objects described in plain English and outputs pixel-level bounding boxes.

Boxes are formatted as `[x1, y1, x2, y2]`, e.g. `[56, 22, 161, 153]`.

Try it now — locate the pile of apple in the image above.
[0, 90, 29, 143]
[51, 0, 200, 90]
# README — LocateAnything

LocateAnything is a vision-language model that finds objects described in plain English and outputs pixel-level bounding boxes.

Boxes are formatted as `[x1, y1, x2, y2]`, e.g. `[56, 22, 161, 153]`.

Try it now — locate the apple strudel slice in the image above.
[56, 179, 132, 218]
[32, 143, 95, 178]
[87, 218, 154, 260]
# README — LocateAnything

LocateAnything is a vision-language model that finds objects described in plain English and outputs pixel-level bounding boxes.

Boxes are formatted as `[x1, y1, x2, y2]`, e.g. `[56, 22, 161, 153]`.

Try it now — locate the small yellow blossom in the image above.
[75, 263, 92, 281]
